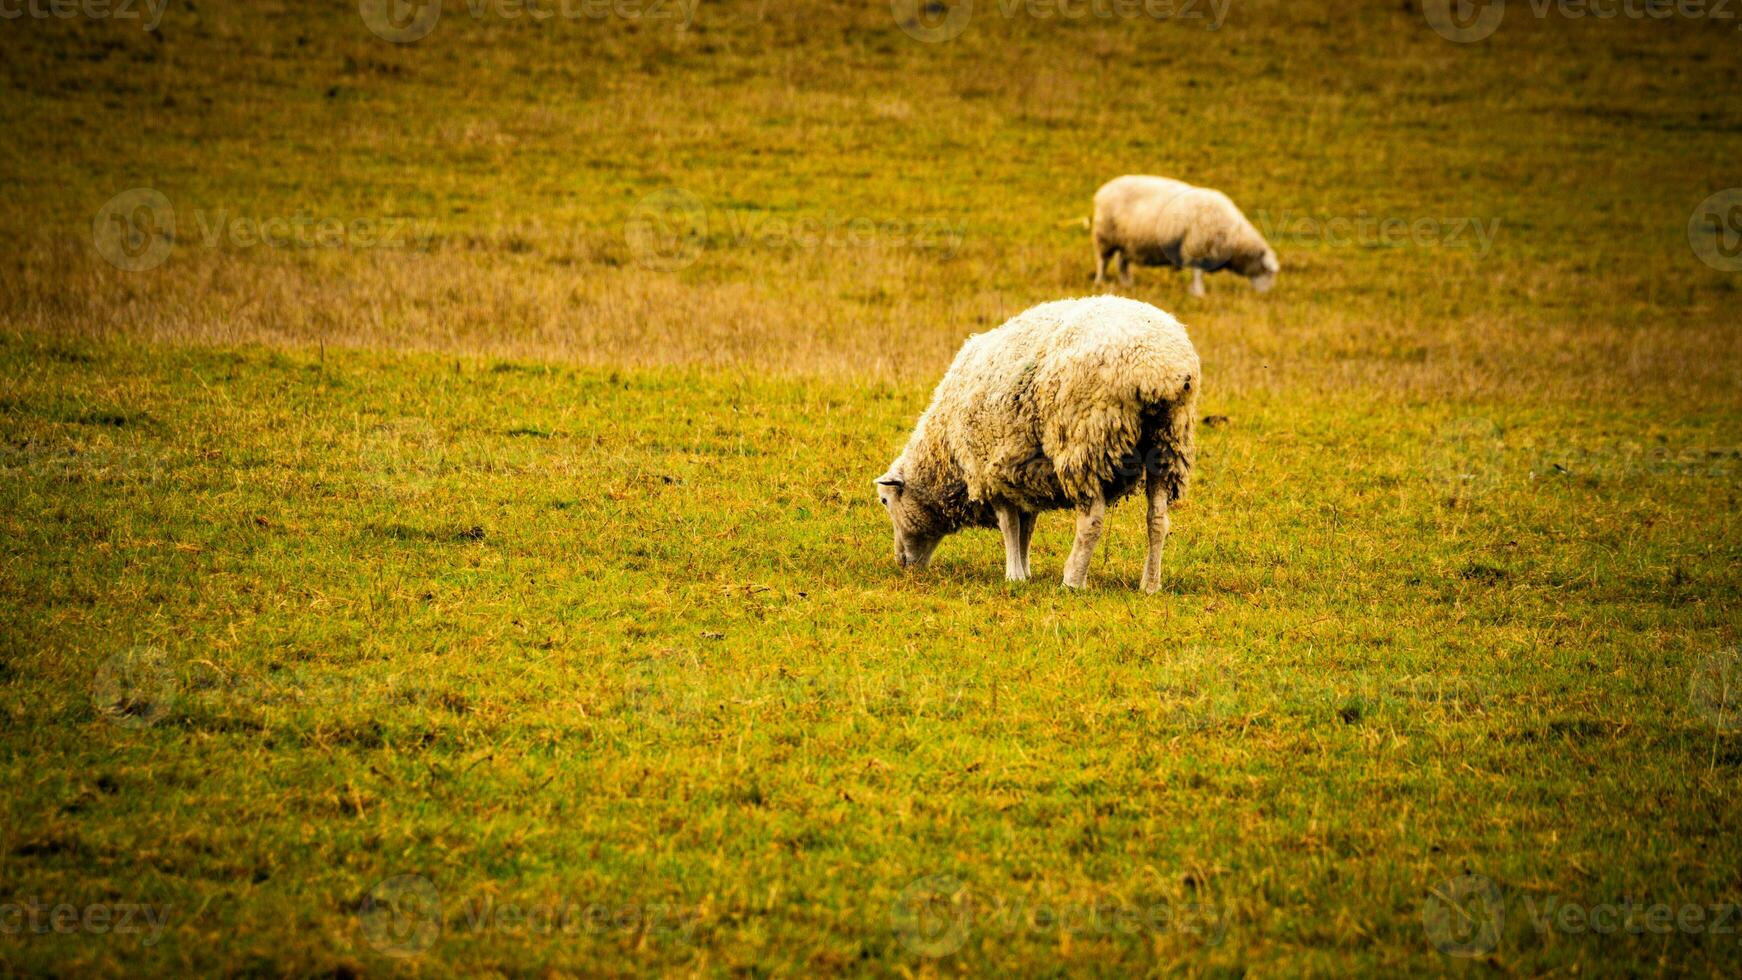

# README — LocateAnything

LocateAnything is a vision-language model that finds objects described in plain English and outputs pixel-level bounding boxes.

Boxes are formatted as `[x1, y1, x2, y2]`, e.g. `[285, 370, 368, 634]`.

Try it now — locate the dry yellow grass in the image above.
[4, 2, 1742, 974]
[2, 0, 1739, 402]
[6, 234, 1740, 405]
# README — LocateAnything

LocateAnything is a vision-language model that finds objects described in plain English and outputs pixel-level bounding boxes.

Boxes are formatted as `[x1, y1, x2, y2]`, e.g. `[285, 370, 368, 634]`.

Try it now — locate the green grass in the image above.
[3, 0, 1742, 974]
[2, 337, 1739, 974]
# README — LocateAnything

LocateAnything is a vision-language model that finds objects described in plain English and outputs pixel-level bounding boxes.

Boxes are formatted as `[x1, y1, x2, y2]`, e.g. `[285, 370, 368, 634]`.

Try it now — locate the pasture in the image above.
[2, 0, 1741, 974]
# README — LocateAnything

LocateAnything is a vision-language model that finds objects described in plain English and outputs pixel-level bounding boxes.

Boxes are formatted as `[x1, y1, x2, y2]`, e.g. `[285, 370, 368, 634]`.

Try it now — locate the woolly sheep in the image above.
[874, 296, 1199, 593]
[1092, 175, 1279, 296]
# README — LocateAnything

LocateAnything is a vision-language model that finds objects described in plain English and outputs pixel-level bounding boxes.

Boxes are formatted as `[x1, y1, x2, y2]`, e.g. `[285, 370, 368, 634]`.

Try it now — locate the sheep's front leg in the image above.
[1141, 469, 1171, 595]
[1189, 268, 1206, 297]
[1093, 241, 1110, 287]
[1119, 253, 1134, 287]
[1018, 512, 1037, 579]
[1061, 493, 1106, 590]
[996, 505, 1029, 582]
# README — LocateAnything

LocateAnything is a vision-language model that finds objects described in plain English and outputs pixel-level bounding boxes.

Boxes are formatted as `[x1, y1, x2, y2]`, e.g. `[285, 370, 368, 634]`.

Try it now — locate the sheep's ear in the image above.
[875, 474, 905, 492]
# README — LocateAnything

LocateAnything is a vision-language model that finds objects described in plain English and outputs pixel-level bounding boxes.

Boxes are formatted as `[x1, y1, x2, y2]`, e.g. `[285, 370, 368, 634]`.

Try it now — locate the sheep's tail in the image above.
[1056, 215, 1091, 231]
[1147, 371, 1198, 504]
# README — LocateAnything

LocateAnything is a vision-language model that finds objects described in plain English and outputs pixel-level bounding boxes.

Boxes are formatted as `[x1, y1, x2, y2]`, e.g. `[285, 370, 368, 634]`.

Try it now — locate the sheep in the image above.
[1091, 175, 1279, 296]
[874, 295, 1199, 593]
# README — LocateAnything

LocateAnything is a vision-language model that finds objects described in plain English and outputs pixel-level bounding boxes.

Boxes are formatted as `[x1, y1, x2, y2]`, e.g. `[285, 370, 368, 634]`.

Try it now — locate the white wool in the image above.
[1092, 175, 1279, 292]
[876, 296, 1200, 592]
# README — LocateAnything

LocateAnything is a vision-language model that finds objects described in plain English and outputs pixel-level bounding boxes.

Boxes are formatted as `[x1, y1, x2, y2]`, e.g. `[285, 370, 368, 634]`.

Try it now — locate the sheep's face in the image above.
[875, 471, 944, 569]
[1249, 251, 1281, 294]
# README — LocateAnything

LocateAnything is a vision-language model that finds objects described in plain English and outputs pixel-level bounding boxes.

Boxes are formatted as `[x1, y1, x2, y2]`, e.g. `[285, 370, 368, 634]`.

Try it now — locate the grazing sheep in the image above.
[1092, 175, 1279, 296]
[874, 296, 1199, 593]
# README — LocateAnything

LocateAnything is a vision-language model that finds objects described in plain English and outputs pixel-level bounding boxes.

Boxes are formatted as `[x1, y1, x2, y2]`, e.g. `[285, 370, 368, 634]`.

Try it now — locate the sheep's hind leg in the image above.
[1018, 512, 1037, 579]
[1061, 492, 1106, 590]
[1189, 268, 1206, 297]
[1119, 253, 1134, 287]
[1140, 466, 1172, 595]
[996, 505, 1029, 582]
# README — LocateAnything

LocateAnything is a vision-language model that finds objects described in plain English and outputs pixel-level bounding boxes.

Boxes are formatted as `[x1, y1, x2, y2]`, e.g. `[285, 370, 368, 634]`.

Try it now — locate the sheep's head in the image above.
[1248, 250, 1280, 294]
[874, 466, 945, 570]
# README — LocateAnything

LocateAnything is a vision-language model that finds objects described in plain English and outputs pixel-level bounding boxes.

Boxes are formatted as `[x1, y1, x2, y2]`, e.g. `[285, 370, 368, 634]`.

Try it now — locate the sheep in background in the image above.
[1092, 175, 1279, 296]
[875, 295, 1199, 593]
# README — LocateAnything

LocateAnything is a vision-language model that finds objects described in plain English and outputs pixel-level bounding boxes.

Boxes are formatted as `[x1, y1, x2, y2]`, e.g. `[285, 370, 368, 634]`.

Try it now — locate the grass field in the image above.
[3, 0, 1742, 975]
